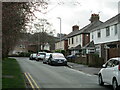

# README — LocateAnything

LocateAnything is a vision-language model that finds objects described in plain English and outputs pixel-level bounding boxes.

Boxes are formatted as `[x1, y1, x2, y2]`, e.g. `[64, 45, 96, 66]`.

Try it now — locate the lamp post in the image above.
[57, 17, 62, 53]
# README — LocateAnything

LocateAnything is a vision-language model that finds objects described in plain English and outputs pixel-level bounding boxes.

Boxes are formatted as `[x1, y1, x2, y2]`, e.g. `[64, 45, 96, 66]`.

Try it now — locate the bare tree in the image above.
[2, 1, 48, 58]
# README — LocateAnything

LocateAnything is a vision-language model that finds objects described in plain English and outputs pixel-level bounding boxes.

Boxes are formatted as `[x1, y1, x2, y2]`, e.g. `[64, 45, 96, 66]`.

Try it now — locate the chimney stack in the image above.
[72, 25, 79, 32]
[89, 14, 100, 23]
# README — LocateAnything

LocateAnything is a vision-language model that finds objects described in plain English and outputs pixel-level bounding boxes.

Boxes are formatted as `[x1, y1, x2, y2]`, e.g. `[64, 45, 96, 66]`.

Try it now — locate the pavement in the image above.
[67, 62, 101, 75]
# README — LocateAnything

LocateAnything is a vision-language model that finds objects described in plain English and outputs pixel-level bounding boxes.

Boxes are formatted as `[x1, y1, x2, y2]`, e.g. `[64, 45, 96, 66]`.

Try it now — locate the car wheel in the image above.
[98, 74, 104, 86]
[112, 79, 118, 90]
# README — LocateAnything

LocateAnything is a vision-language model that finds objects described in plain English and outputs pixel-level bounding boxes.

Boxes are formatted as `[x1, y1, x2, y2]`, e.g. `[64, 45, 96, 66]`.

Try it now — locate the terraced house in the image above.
[55, 13, 120, 62]
[89, 13, 120, 62]
[67, 14, 103, 55]
[55, 14, 103, 55]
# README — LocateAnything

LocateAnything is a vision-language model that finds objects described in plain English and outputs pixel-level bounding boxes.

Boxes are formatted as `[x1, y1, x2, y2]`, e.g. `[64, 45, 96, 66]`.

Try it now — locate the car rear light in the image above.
[38, 54, 40, 56]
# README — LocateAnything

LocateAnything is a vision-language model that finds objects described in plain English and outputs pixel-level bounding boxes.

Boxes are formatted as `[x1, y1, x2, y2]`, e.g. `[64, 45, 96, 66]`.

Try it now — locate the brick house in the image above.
[55, 35, 68, 51]
[67, 14, 103, 55]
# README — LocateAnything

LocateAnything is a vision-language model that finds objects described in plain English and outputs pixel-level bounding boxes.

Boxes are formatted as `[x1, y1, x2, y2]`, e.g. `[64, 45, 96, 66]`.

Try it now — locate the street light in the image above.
[57, 17, 62, 53]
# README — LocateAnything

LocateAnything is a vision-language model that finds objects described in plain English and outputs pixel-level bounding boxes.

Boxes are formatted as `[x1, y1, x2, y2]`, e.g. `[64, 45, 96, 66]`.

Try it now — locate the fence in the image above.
[68, 54, 104, 67]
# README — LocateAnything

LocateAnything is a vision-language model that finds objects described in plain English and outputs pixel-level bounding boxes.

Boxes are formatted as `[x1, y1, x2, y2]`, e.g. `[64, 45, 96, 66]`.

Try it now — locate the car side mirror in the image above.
[102, 64, 106, 68]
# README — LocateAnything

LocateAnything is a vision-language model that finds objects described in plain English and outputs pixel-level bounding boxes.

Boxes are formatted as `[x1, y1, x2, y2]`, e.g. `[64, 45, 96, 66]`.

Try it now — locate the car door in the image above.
[102, 59, 114, 83]
[48, 54, 52, 64]
[111, 60, 120, 84]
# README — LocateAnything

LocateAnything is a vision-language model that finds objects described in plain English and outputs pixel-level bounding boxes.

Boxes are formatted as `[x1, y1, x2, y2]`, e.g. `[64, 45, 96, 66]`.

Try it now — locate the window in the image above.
[114, 24, 117, 35]
[69, 38, 70, 44]
[97, 30, 101, 38]
[80, 35, 81, 42]
[76, 36, 78, 43]
[106, 59, 119, 68]
[106, 60, 114, 68]
[72, 37, 74, 44]
[106, 26, 110, 36]
[92, 33, 94, 39]
[112, 60, 119, 67]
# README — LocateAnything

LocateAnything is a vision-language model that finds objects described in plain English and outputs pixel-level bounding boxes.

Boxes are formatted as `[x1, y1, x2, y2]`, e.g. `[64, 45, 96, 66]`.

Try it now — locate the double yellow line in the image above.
[24, 72, 40, 90]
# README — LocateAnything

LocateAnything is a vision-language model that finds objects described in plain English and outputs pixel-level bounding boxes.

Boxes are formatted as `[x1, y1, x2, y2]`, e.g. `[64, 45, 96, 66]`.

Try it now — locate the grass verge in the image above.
[2, 58, 25, 88]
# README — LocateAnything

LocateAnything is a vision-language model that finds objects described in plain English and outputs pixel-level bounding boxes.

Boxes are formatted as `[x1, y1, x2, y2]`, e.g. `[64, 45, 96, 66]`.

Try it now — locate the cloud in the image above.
[34, 0, 120, 35]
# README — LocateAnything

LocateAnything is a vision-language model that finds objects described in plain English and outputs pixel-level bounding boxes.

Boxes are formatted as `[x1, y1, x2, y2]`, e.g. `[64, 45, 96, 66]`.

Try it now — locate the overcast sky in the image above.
[34, 0, 120, 36]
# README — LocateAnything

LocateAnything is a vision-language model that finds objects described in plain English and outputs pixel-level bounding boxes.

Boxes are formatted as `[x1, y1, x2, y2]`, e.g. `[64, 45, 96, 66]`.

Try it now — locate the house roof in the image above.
[55, 35, 68, 43]
[69, 44, 81, 50]
[67, 20, 103, 38]
[56, 20, 103, 43]
[82, 41, 95, 49]
[90, 13, 120, 32]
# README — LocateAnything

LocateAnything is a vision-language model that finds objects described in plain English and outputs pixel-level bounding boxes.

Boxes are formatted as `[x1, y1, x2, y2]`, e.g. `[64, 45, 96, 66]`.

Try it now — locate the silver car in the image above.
[43, 53, 52, 64]
[48, 53, 67, 66]
[36, 52, 46, 61]
[29, 53, 37, 60]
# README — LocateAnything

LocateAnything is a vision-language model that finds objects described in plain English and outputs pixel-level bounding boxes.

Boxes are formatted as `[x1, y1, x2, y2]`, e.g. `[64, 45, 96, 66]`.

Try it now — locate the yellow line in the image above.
[27, 72, 40, 89]
[24, 72, 35, 90]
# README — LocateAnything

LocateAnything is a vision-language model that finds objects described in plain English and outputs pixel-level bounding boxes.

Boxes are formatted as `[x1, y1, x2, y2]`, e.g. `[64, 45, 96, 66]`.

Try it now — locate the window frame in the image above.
[114, 24, 117, 35]
[72, 37, 74, 44]
[106, 26, 110, 37]
[97, 30, 101, 38]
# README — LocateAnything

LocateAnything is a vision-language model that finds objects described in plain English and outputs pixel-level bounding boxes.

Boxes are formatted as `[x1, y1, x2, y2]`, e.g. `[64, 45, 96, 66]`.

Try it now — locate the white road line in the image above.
[68, 68, 93, 77]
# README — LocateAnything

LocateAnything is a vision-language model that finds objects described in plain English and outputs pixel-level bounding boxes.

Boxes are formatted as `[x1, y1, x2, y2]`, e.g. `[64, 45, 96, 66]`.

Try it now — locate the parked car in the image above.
[66, 54, 76, 59]
[48, 53, 67, 66]
[98, 57, 120, 90]
[43, 53, 52, 64]
[29, 53, 37, 60]
[36, 52, 46, 61]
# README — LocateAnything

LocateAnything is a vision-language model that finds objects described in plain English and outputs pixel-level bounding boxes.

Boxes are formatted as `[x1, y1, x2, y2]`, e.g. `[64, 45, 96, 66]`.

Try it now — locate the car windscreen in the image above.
[46, 54, 50, 58]
[39, 53, 45, 55]
[52, 54, 65, 59]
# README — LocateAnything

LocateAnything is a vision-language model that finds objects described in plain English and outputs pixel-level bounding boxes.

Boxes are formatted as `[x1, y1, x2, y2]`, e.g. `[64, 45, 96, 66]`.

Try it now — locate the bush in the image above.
[18, 52, 32, 57]
[9, 52, 32, 57]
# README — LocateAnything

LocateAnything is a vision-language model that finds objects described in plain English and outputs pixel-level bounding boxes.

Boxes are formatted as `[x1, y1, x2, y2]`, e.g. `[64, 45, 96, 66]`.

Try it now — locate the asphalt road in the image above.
[14, 57, 112, 90]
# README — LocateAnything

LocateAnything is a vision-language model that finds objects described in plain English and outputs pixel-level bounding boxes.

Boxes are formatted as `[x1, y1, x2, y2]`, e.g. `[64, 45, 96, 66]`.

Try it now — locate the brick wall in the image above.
[82, 34, 90, 47]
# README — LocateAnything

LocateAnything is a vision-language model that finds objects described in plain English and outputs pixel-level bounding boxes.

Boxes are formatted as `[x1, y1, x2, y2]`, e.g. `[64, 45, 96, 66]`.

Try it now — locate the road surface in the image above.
[14, 57, 112, 90]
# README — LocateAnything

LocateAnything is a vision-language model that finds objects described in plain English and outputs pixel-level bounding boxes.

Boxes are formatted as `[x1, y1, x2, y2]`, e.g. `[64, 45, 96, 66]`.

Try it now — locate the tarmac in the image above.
[67, 62, 102, 75]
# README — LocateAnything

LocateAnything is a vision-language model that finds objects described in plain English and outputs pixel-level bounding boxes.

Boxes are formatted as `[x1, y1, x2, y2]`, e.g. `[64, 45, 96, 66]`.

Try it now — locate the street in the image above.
[15, 57, 112, 90]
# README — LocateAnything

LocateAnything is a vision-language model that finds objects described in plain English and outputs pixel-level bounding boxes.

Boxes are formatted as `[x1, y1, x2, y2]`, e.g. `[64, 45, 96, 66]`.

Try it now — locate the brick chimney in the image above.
[72, 25, 79, 32]
[89, 14, 100, 23]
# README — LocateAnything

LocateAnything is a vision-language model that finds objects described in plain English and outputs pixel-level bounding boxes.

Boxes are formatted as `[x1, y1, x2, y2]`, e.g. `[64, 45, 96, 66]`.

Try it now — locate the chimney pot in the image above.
[90, 13, 100, 23]
[72, 25, 79, 32]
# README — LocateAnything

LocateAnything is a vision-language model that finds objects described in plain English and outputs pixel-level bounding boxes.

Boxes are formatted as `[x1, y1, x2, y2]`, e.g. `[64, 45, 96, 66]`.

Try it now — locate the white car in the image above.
[98, 57, 120, 90]
[29, 53, 37, 60]
[36, 52, 46, 61]
[43, 53, 52, 64]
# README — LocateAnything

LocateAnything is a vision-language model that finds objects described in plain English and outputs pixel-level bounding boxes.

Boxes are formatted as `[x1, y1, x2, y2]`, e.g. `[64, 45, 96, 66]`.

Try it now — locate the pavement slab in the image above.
[67, 62, 101, 75]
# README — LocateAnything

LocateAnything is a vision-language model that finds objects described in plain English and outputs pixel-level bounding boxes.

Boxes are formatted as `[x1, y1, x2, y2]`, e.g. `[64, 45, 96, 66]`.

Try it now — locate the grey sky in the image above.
[2, 0, 119, 35]
[36, 0, 119, 35]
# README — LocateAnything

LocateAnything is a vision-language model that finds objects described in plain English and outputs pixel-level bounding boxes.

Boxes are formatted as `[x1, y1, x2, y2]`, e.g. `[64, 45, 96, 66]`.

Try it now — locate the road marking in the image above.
[27, 72, 40, 89]
[24, 72, 35, 90]
[24, 72, 40, 90]
[68, 68, 93, 77]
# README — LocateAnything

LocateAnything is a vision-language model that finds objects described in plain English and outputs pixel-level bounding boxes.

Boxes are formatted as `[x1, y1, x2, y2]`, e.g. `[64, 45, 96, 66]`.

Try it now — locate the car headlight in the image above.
[64, 59, 67, 61]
